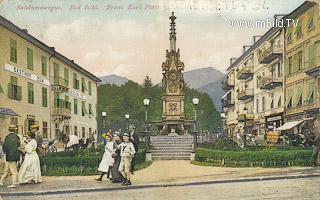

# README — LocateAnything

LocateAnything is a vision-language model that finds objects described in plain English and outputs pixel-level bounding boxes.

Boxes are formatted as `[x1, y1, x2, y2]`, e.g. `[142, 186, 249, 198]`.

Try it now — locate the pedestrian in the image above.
[0, 125, 20, 188]
[95, 132, 114, 181]
[110, 131, 123, 183]
[31, 125, 44, 157]
[130, 129, 139, 174]
[18, 130, 42, 184]
[312, 124, 320, 167]
[118, 133, 136, 186]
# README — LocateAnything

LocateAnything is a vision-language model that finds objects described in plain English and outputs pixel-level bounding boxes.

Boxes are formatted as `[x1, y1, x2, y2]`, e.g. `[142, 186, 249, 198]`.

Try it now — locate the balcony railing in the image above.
[237, 89, 254, 100]
[52, 107, 71, 118]
[222, 80, 235, 91]
[222, 98, 235, 108]
[305, 56, 320, 77]
[51, 77, 69, 93]
[259, 75, 283, 90]
[259, 45, 282, 64]
[237, 66, 253, 80]
[237, 114, 254, 122]
[286, 98, 320, 116]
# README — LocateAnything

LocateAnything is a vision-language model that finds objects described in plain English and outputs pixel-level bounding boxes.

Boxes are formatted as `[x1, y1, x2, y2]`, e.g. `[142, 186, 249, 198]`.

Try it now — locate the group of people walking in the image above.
[96, 130, 139, 186]
[0, 124, 42, 188]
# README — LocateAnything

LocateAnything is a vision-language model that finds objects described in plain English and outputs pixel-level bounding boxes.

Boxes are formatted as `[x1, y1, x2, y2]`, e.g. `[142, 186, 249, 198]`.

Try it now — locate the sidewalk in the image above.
[1, 161, 320, 196]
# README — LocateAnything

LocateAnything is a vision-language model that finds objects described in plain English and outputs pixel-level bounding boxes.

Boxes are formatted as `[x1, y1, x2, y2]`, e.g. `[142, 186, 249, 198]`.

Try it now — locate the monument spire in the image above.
[169, 12, 176, 52]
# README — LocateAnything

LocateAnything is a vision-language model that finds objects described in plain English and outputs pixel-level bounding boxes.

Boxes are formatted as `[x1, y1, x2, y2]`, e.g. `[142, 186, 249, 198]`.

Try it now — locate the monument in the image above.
[152, 12, 194, 136]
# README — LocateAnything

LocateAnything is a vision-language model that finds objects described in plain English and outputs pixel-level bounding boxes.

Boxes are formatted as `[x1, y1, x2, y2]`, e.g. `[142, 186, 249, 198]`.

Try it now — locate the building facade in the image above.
[0, 16, 100, 141]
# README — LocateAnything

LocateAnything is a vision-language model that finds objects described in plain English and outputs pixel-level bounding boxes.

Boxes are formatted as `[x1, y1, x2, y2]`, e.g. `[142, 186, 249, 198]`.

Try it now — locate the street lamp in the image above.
[102, 111, 107, 133]
[192, 97, 199, 151]
[243, 107, 247, 147]
[125, 113, 130, 131]
[143, 98, 150, 152]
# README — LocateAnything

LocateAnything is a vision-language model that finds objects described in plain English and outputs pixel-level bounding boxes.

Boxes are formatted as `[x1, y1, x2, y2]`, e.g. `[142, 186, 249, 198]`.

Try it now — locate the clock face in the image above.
[169, 73, 176, 80]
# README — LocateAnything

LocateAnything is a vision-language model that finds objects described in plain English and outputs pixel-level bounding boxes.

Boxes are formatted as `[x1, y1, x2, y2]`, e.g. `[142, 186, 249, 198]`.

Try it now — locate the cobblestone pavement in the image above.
[0, 161, 319, 198]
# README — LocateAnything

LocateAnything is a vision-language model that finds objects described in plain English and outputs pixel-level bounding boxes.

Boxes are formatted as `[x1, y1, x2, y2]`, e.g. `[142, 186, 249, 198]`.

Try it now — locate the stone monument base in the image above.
[168, 132, 179, 136]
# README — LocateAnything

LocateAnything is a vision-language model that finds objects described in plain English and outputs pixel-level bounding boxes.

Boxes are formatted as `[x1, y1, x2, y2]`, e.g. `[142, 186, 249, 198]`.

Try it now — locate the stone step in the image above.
[151, 150, 192, 154]
[152, 156, 190, 160]
[150, 140, 194, 143]
[151, 148, 192, 152]
[151, 142, 193, 145]
[151, 144, 193, 148]
[151, 152, 191, 156]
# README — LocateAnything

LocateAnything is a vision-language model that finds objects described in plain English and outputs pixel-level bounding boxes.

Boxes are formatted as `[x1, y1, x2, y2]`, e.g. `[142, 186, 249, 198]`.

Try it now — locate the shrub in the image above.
[198, 140, 241, 151]
[195, 148, 312, 167]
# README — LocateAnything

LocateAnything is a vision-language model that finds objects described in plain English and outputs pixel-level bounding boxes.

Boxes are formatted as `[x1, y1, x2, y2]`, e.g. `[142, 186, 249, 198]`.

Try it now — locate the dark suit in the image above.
[130, 132, 139, 173]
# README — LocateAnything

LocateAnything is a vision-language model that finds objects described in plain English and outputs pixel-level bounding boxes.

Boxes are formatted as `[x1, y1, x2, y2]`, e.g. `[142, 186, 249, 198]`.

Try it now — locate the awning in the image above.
[276, 120, 303, 131]
[0, 108, 20, 117]
[221, 90, 231, 99]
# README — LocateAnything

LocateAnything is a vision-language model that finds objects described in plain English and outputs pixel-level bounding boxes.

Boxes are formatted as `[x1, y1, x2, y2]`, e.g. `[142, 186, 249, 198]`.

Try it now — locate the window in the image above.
[308, 45, 315, 68]
[10, 39, 17, 63]
[64, 68, 69, 86]
[81, 77, 87, 92]
[41, 56, 47, 76]
[28, 82, 34, 104]
[308, 17, 314, 30]
[256, 76, 259, 87]
[277, 63, 281, 77]
[74, 98, 78, 114]
[306, 82, 314, 103]
[65, 95, 71, 110]
[278, 96, 281, 107]
[286, 89, 293, 108]
[289, 57, 293, 74]
[262, 96, 265, 112]
[256, 99, 259, 113]
[43, 122, 48, 138]
[298, 51, 302, 70]
[286, 26, 293, 43]
[82, 101, 88, 116]
[287, 33, 292, 43]
[54, 63, 59, 85]
[8, 76, 21, 101]
[89, 81, 92, 95]
[42, 87, 47, 107]
[74, 126, 78, 136]
[89, 103, 94, 116]
[295, 86, 303, 107]
[27, 48, 33, 70]
[270, 93, 274, 109]
[82, 127, 85, 138]
[288, 97, 292, 108]
[297, 27, 302, 37]
[73, 73, 79, 89]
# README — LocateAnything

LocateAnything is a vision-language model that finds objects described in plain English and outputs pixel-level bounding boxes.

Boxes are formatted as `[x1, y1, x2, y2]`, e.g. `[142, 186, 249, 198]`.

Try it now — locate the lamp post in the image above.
[221, 113, 226, 137]
[243, 107, 247, 147]
[192, 97, 199, 151]
[125, 113, 130, 132]
[102, 111, 107, 133]
[143, 98, 150, 152]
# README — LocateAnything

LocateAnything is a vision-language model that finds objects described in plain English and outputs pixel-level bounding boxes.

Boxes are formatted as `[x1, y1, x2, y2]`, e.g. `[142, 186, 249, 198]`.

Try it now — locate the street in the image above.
[2, 177, 320, 200]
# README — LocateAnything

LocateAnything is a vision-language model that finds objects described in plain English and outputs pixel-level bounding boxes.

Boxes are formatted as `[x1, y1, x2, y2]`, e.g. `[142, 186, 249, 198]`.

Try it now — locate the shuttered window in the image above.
[89, 81, 92, 95]
[41, 56, 47, 76]
[0, 83, 3, 93]
[308, 44, 315, 68]
[81, 77, 87, 92]
[64, 68, 69, 85]
[73, 73, 79, 89]
[82, 101, 88, 116]
[10, 39, 17, 63]
[89, 103, 94, 116]
[306, 82, 314, 103]
[8, 76, 21, 101]
[28, 82, 34, 104]
[74, 98, 78, 114]
[42, 87, 47, 107]
[285, 89, 293, 108]
[54, 92, 59, 108]
[65, 95, 71, 110]
[293, 54, 298, 73]
[294, 86, 303, 106]
[27, 48, 33, 70]
[54, 63, 59, 85]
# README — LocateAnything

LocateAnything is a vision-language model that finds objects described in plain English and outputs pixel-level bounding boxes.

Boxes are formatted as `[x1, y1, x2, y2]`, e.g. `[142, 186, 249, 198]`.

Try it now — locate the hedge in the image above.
[194, 148, 313, 167]
[40, 149, 147, 176]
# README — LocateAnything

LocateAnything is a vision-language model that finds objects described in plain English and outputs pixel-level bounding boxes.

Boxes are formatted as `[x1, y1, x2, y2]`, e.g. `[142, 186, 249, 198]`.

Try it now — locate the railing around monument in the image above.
[196, 130, 222, 143]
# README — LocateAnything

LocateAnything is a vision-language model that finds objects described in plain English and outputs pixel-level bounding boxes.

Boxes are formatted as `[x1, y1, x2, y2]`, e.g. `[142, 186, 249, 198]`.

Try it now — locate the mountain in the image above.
[184, 67, 225, 89]
[197, 76, 227, 112]
[99, 74, 128, 86]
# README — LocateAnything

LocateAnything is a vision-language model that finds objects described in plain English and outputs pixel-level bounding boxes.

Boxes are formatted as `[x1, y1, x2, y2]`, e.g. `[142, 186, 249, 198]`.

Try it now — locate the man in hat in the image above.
[118, 133, 135, 186]
[129, 127, 139, 175]
[31, 125, 44, 157]
[0, 125, 20, 188]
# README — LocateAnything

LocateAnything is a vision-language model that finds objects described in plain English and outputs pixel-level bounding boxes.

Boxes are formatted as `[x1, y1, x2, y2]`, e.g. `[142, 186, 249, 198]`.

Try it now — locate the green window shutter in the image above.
[28, 82, 34, 104]
[54, 63, 59, 85]
[89, 104, 94, 116]
[284, 59, 289, 76]
[65, 95, 71, 110]
[82, 101, 88, 114]
[73, 73, 77, 89]
[286, 26, 293, 40]
[59, 99, 64, 108]
[0, 83, 3, 93]
[42, 87, 47, 107]
[82, 77, 88, 91]
[285, 89, 293, 107]
[17, 86, 22, 101]
[305, 82, 314, 102]
[294, 86, 303, 106]
[8, 83, 12, 98]
[74, 98, 78, 114]
[308, 11, 314, 27]
[77, 80, 80, 89]
[309, 45, 315, 68]
[294, 19, 302, 34]
[54, 92, 59, 108]
[10, 39, 17, 63]
[64, 68, 69, 85]
[10, 76, 17, 85]
[89, 81, 92, 95]
[41, 56, 47, 76]
[293, 54, 298, 73]
[27, 48, 33, 70]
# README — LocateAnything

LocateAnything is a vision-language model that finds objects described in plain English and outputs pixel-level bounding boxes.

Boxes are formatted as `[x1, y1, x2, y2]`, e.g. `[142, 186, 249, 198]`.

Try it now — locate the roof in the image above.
[0, 15, 101, 83]
[226, 1, 315, 72]
[0, 108, 20, 117]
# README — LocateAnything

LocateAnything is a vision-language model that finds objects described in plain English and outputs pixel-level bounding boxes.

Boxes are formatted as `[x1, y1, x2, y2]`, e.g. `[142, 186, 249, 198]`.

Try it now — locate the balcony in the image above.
[237, 114, 254, 122]
[237, 89, 254, 100]
[51, 77, 69, 93]
[222, 80, 234, 91]
[259, 75, 283, 90]
[258, 45, 282, 64]
[237, 66, 253, 80]
[286, 98, 320, 116]
[222, 98, 235, 108]
[305, 56, 320, 77]
[52, 107, 71, 118]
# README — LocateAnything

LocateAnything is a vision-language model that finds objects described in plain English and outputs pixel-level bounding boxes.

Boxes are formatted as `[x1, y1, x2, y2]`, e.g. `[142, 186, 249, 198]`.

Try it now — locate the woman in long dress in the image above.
[110, 132, 123, 183]
[95, 132, 114, 181]
[18, 131, 42, 184]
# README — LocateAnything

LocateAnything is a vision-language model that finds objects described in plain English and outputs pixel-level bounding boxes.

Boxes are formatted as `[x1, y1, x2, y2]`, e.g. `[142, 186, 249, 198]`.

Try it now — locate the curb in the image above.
[2, 173, 320, 197]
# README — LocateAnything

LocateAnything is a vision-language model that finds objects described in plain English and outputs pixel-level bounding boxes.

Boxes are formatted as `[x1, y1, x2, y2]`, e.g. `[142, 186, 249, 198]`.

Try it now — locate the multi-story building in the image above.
[283, 2, 319, 131]
[0, 16, 100, 141]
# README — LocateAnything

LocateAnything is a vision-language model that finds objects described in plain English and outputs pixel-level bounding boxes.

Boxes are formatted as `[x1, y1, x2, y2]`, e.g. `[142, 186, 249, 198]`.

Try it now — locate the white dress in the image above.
[97, 141, 115, 172]
[18, 139, 42, 183]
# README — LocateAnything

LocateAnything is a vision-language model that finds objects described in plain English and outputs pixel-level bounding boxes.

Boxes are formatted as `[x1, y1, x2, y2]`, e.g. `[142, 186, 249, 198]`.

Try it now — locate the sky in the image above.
[0, 0, 305, 83]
